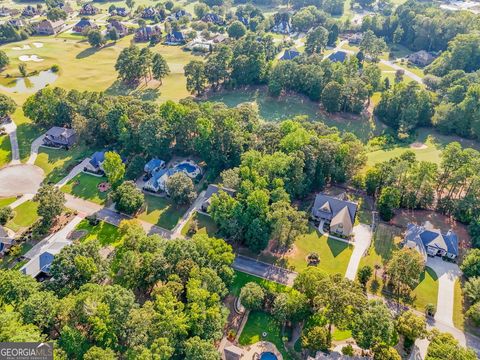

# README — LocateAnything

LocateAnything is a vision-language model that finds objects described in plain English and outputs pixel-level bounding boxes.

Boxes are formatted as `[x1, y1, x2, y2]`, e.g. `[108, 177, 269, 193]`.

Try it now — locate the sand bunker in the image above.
[19, 55, 44, 62]
[410, 142, 428, 149]
[32, 42, 44, 48]
[12, 44, 31, 51]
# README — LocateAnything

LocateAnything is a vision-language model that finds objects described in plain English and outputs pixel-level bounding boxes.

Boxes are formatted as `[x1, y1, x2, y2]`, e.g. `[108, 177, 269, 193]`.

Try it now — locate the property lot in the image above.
[137, 194, 187, 230]
[61, 173, 109, 205]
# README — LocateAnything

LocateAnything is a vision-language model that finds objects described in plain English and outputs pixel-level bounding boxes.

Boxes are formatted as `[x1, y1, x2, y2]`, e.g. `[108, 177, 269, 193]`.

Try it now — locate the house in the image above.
[311, 193, 358, 236]
[272, 20, 291, 34]
[404, 222, 459, 261]
[406, 50, 436, 67]
[84, 151, 106, 173]
[73, 19, 98, 33]
[108, 20, 129, 37]
[167, 9, 191, 21]
[0, 7, 11, 17]
[21, 240, 71, 279]
[143, 168, 173, 193]
[327, 50, 349, 63]
[201, 184, 236, 213]
[61, 2, 75, 15]
[202, 13, 224, 25]
[141, 7, 157, 19]
[212, 34, 227, 43]
[144, 158, 165, 174]
[346, 32, 363, 45]
[79, 3, 99, 16]
[22, 5, 41, 17]
[110, 7, 128, 17]
[43, 127, 76, 149]
[280, 48, 300, 60]
[0, 226, 14, 256]
[134, 25, 161, 42]
[185, 38, 213, 52]
[8, 18, 25, 28]
[165, 31, 185, 45]
[35, 19, 65, 35]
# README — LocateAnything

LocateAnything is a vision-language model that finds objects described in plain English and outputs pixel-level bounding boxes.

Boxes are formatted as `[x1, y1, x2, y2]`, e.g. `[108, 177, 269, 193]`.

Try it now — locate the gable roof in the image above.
[312, 193, 357, 223]
[280, 48, 300, 60]
[405, 222, 459, 256]
[145, 158, 165, 172]
[46, 126, 75, 139]
[89, 151, 105, 168]
[21, 239, 71, 277]
[204, 184, 236, 201]
[75, 19, 96, 28]
[328, 50, 348, 63]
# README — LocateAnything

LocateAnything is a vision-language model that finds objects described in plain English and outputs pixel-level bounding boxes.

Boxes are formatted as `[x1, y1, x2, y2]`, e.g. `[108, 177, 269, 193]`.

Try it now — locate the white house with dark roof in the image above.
[311, 193, 358, 236]
[21, 239, 71, 278]
[404, 221, 459, 261]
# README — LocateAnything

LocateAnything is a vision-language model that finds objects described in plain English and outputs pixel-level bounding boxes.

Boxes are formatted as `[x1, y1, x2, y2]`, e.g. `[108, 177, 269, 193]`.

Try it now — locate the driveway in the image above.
[2, 121, 20, 164]
[56, 158, 91, 188]
[232, 255, 297, 286]
[27, 134, 45, 165]
[345, 224, 373, 280]
[0, 164, 44, 197]
[171, 190, 206, 237]
[427, 256, 462, 326]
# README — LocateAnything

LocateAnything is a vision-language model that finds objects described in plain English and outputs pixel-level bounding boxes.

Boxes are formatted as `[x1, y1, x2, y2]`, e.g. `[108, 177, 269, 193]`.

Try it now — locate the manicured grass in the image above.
[0, 197, 16, 208]
[61, 173, 109, 205]
[35, 145, 92, 184]
[181, 212, 218, 237]
[12, 108, 43, 163]
[332, 328, 352, 341]
[0, 36, 199, 105]
[453, 279, 465, 330]
[75, 219, 122, 247]
[0, 134, 11, 167]
[287, 226, 353, 275]
[239, 311, 290, 360]
[412, 267, 439, 311]
[137, 194, 187, 230]
[229, 270, 289, 297]
[0, 243, 33, 269]
[5, 200, 39, 232]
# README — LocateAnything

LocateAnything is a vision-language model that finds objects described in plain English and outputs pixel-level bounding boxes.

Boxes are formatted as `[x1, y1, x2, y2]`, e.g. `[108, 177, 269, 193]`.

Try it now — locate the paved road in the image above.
[3, 121, 20, 165]
[345, 224, 372, 280]
[0, 164, 44, 197]
[232, 255, 298, 286]
[64, 194, 173, 238]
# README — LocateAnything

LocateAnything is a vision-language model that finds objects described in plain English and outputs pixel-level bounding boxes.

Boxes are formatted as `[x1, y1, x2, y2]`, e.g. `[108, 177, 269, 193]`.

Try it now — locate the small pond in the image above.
[0, 70, 58, 93]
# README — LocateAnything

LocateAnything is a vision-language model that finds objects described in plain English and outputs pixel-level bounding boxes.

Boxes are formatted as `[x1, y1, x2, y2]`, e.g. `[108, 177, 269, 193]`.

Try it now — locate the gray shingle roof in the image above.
[311, 193, 357, 223]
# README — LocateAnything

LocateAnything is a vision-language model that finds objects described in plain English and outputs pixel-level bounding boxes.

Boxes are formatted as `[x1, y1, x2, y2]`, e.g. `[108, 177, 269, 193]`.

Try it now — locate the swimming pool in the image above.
[175, 162, 197, 174]
[260, 352, 278, 360]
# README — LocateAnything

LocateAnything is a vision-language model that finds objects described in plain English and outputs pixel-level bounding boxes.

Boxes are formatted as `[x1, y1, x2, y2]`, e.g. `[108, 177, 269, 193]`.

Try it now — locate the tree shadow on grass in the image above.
[105, 80, 160, 101]
[76, 43, 116, 59]
[327, 237, 350, 257]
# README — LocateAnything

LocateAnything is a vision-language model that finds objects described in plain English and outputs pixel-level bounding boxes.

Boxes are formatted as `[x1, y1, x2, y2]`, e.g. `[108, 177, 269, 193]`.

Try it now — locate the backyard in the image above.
[137, 194, 187, 230]
[75, 219, 122, 248]
[61, 173, 109, 205]
[239, 311, 291, 360]
[286, 227, 353, 275]
[181, 211, 218, 237]
[5, 200, 39, 232]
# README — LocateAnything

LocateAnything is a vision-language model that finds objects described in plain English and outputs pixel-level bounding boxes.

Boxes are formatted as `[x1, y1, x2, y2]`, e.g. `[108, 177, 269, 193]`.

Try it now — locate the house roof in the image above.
[89, 151, 105, 168]
[204, 184, 236, 202]
[46, 126, 76, 138]
[145, 158, 165, 172]
[328, 51, 348, 62]
[75, 19, 96, 28]
[0, 226, 9, 238]
[405, 223, 459, 256]
[311, 193, 357, 223]
[280, 48, 300, 60]
[21, 239, 71, 277]
[168, 31, 185, 40]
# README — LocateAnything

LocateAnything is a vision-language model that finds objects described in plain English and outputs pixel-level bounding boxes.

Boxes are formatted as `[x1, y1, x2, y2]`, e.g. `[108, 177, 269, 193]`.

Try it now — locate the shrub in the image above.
[51, 64, 60, 73]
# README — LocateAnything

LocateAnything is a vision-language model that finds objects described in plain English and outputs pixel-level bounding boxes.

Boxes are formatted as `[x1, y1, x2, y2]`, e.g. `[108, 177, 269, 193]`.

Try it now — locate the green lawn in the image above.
[229, 270, 289, 297]
[181, 212, 218, 237]
[13, 109, 43, 163]
[0, 197, 16, 208]
[61, 173, 109, 205]
[0, 243, 33, 269]
[35, 145, 92, 184]
[5, 200, 39, 232]
[137, 194, 187, 230]
[75, 219, 122, 247]
[453, 279, 465, 330]
[287, 227, 353, 275]
[0, 134, 11, 167]
[239, 311, 290, 360]
[412, 267, 439, 311]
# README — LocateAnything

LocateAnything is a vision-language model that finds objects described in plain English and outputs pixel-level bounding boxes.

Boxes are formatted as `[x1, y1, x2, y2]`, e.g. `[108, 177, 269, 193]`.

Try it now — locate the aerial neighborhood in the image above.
[0, 0, 479, 358]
